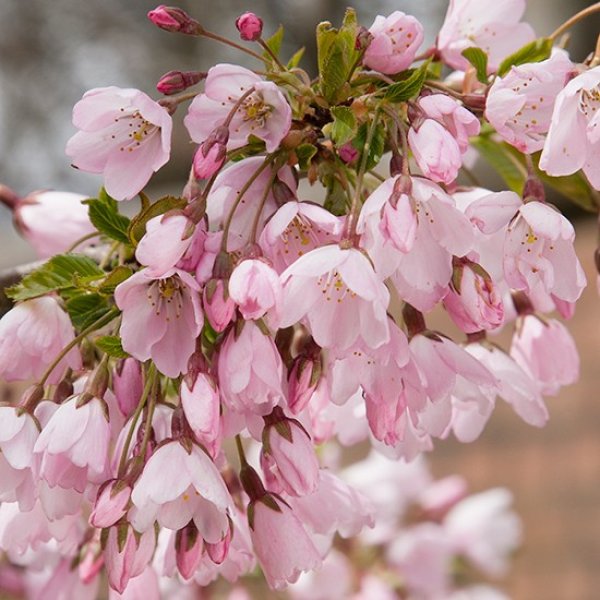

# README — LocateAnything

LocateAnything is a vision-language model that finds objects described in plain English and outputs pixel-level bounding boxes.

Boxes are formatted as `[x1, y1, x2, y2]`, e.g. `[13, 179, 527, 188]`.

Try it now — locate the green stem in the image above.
[258, 38, 286, 70]
[66, 232, 101, 253]
[249, 167, 279, 242]
[202, 30, 269, 64]
[39, 308, 120, 387]
[139, 375, 159, 463]
[235, 434, 248, 467]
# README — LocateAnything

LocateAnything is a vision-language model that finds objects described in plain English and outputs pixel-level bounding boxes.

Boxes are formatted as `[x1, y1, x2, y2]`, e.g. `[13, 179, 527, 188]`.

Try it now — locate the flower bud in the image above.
[355, 26, 373, 51]
[113, 358, 143, 419]
[203, 278, 236, 332]
[156, 70, 206, 95]
[193, 128, 228, 180]
[338, 142, 359, 164]
[147, 5, 203, 35]
[175, 521, 203, 580]
[288, 352, 321, 414]
[235, 12, 263, 41]
[205, 524, 231, 564]
[90, 479, 131, 528]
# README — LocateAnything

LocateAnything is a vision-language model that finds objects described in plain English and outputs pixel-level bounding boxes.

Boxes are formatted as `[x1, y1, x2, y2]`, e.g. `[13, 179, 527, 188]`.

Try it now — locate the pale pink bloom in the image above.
[203, 279, 236, 332]
[259, 201, 342, 273]
[409, 119, 462, 184]
[105, 524, 156, 593]
[218, 321, 286, 416]
[181, 370, 221, 452]
[206, 157, 297, 251]
[503, 201, 586, 304]
[66, 87, 172, 201]
[539, 65, 600, 189]
[115, 268, 203, 378]
[262, 413, 319, 497]
[363, 12, 424, 75]
[236, 12, 263, 41]
[13, 191, 95, 258]
[185, 64, 291, 152]
[418, 475, 468, 519]
[130, 440, 232, 542]
[89, 480, 131, 528]
[37, 558, 99, 600]
[353, 575, 397, 600]
[33, 395, 111, 490]
[0, 296, 82, 385]
[228, 259, 282, 321]
[289, 549, 352, 600]
[486, 50, 573, 153]
[113, 358, 143, 419]
[444, 488, 521, 577]
[510, 316, 579, 396]
[437, 0, 535, 71]
[466, 343, 548, 427]
[418, 94, 480, 153]
[249, 496, 321, 590]
[280, 245, 390, 352]
[136, 212, 195, 277]
[449, 586, 510, 600]
[443, 261, 504, 333]
[109, 567, 160, 600]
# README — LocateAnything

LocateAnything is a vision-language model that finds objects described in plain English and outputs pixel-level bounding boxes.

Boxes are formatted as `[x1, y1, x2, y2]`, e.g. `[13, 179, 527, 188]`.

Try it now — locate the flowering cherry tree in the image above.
[0, 1, 599, 597]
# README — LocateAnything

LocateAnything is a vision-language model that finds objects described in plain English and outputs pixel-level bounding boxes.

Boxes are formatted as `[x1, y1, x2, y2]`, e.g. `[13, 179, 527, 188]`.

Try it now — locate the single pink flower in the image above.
[503, 201, 586, 304]
[248, 495, 321, 590]
[66, 87, 172, 201]
[236, 12, 263, 41]
[363, 12, 424, 75]
[0, 296, 82, 385]
[115, 268, 203, 378]
[108, 567, 160, 600]
[437, 0, 535, 71]
[12, 191, 95, 258]
[280, 245, 390, 352]
[184, 64, 291, 153]
[510, 316, 579, 396]
[539, 65, 600, 189]
[130, 440, 232, 542]
[486, 50, 573, 153]
[217, 321, 286, 416]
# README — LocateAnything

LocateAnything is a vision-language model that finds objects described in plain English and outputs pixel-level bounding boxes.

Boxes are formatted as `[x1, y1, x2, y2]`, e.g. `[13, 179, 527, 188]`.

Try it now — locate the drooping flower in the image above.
[66, 87, 172, 201]
[115, 268, 203, 378]
[184, 64, 291, 152]
[0, 296, 82, 385]
[363, 12, 424, 75]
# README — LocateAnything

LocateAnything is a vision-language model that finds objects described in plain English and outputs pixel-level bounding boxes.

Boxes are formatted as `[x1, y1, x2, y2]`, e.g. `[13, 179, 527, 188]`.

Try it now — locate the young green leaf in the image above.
[352, 122, 386, 171]
[95, 335, 129, 359]
[295, 143, 318, 171]
[65, 293, 113, 330]
[84, 188, 131, 244]
[470, 136, 527, 193]
[127, 195, 187, 246]
[329, 106, 357, 145]
[461, 48, 489, 83]
[97, 266, 133, 295]
[384, 59, 431, 103]
[497, 37, 553, 77]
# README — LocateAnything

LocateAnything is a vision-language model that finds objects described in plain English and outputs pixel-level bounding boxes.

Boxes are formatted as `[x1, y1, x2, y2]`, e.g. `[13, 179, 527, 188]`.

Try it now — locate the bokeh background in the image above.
[0, 1, 599, 598]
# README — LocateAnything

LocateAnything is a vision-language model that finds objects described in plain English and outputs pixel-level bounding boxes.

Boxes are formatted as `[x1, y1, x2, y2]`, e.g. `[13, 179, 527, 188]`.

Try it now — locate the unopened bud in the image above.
[272, 178, 296, 206]
[235, 12, 263, 41]
[389, 153, 404, 177]
[203, 279, 236, 332]
[522, 175, 545, 204]
[175, 522, 203, 579]
[147, 5, 203, 35]
[338, 142, 359, 164]
[205, 524, 231, 564]
[355, 26, 373, 51]
[156, 70, 206, 95]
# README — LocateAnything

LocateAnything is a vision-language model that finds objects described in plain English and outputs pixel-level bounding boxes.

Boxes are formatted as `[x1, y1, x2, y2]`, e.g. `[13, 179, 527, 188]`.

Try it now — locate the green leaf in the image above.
[470, 136, 527, 193]
[352, 122, 386, 171]
[497, 37, 553, 77]
[95, 335, 129, 359]
[127, 195, 187, 246]
[461, 48, 489, 83]
[287, 47, 305, 69]
[65, 293, 112, 330]
[97, 266, 133, 295]
[384, 60, 431, 103]
[84, 188, 131, 244]
[296, 143, 318, 170]
[329, 106, 357, 145]
[6, 254, 105, 301]
[264, 25, 284, 59]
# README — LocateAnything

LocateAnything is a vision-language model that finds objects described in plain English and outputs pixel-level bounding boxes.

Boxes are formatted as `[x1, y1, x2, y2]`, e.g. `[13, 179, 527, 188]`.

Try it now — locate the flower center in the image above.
[241, 94, 272, 127]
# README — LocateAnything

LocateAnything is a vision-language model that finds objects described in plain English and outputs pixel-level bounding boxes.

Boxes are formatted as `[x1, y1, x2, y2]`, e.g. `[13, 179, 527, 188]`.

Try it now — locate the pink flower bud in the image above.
[156, 70, 206, 95]
[203, 278, 236, 332]
[90, 479, 131, 528]
[338, 142, 359, 164]
[193, 134, 227, 180]
[113, 358, 143, 419]
[288, 353, 321, 414]
[175, 521, 203, 580]
[147, 5, 202, 35]
[205, 524, 231, 564]
[380, 178, 417, 254]
[235, 12, 263, 41]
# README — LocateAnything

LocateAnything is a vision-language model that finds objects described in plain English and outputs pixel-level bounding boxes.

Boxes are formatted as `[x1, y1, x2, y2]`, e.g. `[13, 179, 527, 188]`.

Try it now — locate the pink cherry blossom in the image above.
[248, 496, 321, 589]
[130, 440, 232, 541]
[13, 191, 95, 258]
[503, 201, 586, 304]
[363, 12, 424, 75]
[66, 87, 172, 201]
[184, 64, 291, 153]
[0, 296, 82, 385]
[437, 0, 535, 71]
[539, 65, 600, 189]
[486, 50, 573, 153]
[280, 245, 390, 352]
[115, 268, 203, 378]
[228, 258, 282, 321]
[217, 321, 286, 416]
[510, 316, 579, 396]
[109, 567, 160, 600]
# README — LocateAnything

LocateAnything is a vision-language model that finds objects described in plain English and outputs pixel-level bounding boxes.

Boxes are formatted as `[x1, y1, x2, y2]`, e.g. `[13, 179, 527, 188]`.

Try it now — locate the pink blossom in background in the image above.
[363, 12, 424, 75]
[66, 87, 172, 201]
[0, 296, 81, 385]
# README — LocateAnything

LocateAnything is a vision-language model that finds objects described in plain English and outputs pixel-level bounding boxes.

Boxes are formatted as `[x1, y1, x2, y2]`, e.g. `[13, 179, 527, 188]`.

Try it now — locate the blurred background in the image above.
[0, 1, 599, 597]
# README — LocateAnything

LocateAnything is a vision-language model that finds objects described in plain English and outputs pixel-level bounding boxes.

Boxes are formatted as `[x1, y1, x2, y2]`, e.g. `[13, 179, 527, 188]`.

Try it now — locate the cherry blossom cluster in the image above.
[0, 0, 598, 597]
